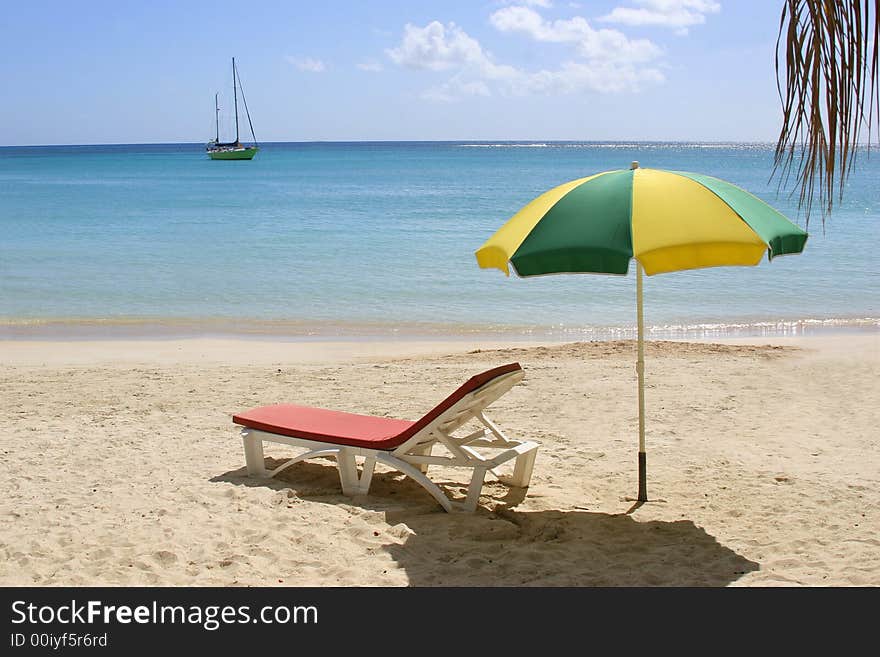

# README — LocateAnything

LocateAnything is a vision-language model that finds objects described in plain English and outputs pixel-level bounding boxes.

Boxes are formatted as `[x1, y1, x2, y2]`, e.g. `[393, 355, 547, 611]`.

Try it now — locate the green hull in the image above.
[208, 146, 258, 160]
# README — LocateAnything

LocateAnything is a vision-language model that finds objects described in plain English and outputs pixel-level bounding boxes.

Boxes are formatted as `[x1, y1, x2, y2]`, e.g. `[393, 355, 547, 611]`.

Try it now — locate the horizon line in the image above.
[1, 138, 785, 149]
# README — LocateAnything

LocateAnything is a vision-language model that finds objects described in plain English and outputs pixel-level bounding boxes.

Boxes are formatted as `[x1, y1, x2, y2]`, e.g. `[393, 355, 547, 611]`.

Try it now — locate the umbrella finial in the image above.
[630, 161, 640, 170]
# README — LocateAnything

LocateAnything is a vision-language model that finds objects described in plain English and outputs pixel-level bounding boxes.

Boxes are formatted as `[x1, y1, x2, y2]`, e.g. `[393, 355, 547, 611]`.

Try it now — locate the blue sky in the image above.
[1, 1, 788, 145]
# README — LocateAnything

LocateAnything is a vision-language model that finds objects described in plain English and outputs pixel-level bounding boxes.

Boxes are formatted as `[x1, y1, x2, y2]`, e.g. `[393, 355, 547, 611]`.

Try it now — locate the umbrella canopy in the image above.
[477, 166, 807, 277]
[475, 163, 808, 502]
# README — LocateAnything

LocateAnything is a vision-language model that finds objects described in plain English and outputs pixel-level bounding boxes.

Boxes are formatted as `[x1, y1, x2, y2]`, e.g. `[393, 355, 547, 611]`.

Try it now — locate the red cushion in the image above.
[232, 404, 415, 449]
[232, 362, 522, 450]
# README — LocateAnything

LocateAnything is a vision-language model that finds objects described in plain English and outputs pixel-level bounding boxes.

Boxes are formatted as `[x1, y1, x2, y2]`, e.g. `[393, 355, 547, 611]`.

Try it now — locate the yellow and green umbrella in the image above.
[475, 163, 808, 502]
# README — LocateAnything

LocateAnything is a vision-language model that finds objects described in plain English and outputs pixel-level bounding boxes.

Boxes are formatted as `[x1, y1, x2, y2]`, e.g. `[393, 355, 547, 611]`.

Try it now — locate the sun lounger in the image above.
[232, 362, 538, 512]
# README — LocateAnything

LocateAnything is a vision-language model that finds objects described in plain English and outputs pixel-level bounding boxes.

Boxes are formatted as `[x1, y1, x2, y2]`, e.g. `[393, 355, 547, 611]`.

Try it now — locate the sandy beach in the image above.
[0, 333, 877, 586]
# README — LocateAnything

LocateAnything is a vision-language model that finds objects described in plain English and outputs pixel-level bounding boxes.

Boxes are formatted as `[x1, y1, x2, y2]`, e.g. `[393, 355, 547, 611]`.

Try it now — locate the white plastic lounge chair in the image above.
[232, 363, 538, 512]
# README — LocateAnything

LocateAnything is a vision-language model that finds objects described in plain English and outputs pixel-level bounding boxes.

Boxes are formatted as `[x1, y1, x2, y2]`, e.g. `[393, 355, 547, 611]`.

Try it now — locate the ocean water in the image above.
[0, 141, 877, 339]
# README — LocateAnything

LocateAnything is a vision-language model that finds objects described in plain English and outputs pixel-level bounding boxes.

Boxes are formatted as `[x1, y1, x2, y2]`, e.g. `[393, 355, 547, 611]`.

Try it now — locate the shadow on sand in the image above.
[380, 507, 759, 586]
[213, 458, 759, 586]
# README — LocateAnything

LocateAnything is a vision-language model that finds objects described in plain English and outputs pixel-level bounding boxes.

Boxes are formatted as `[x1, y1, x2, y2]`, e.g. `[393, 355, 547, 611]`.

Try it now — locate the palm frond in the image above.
[774, 0, 879, 226]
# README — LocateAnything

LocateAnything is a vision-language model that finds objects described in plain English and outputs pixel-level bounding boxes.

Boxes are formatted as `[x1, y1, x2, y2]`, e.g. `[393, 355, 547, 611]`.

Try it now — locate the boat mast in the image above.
[214, 93, 220, 142]
[232, 57, 240, 144]
[235, 64, 258, 147]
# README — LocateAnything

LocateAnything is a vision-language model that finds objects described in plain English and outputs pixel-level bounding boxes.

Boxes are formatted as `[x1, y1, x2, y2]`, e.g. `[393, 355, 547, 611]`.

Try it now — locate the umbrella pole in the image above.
[636, 261, 647, 502]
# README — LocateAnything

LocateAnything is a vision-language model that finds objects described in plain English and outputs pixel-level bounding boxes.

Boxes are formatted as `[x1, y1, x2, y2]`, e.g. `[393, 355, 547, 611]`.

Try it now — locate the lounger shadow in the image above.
[232, 363, 539, 512]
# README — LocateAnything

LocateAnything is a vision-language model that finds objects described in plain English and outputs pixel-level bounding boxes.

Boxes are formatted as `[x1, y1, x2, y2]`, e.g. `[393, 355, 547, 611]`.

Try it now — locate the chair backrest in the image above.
[392, 362, 523, 446]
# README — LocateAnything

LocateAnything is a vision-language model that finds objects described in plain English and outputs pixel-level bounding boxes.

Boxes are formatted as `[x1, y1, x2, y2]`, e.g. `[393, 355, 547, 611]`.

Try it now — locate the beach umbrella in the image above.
[475, 162, 808, 502]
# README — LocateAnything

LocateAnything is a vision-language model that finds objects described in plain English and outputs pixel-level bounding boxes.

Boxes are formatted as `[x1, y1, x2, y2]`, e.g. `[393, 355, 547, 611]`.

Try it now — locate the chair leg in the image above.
[464, 467, 488, 512]
[375, 453, 454, 512]
[242, 430, 267, 477]
[337, 450, 377, 496]
[359, 456, 376, 494]
[337, 448, 359, 496]
[510, 447, 538, 488]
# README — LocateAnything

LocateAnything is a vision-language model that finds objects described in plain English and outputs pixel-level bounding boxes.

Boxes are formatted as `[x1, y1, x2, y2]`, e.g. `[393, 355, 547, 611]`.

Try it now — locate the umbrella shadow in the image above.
[213, 459, 758, 586]
[381, 507, 759, 586]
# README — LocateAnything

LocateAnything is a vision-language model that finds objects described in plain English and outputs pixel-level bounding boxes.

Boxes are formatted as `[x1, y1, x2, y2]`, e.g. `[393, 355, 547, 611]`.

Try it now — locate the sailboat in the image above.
[206, 57, 258, 160]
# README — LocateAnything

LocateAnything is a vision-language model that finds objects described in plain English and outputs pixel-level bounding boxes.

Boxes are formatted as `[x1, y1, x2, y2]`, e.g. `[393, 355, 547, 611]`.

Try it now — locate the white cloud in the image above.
[599, 0, 721, 36]
[386, 21, 519, 80]
[357, 59, 384, 72]
[490, 6, 661, 62]
[387, 22, 489, 72]
[386, 15, 665, 101]
[286, 56, 326, 73]
[519, 59, 664, 95]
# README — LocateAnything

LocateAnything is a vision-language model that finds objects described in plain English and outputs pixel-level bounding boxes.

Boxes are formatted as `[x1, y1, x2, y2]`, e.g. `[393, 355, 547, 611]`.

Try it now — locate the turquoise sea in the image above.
[0, 142, 877, 339]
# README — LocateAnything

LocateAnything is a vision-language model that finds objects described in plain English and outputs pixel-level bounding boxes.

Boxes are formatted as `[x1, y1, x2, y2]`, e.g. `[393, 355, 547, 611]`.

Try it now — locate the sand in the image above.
[0, 333, 877, 586]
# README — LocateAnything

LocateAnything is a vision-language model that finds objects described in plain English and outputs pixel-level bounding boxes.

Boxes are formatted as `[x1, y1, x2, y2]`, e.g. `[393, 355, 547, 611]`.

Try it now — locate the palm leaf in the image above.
[774, 0, 879, 225]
